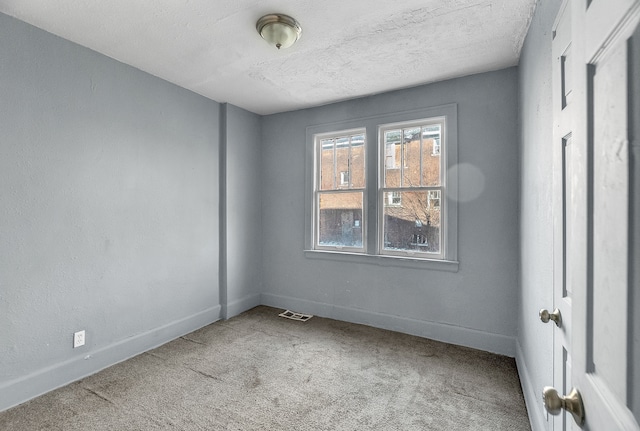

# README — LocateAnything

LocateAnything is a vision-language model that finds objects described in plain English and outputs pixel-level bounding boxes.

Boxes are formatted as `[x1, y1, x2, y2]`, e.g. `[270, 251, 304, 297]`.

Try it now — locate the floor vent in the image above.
[279, 310, 313, 322]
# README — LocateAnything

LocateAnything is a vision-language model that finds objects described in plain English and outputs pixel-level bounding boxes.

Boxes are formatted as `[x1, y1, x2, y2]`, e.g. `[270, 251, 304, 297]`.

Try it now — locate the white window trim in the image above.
[304, 104, 458, 271]
[312, 128, 366, 253]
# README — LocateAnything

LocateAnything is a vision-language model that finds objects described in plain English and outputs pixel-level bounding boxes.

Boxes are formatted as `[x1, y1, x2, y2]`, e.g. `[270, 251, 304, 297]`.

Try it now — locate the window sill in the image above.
[303, 250, 459, 272]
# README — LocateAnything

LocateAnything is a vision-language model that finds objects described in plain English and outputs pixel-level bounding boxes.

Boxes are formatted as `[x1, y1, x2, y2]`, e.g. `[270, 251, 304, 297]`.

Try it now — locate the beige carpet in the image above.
[0, 306, 531, 430]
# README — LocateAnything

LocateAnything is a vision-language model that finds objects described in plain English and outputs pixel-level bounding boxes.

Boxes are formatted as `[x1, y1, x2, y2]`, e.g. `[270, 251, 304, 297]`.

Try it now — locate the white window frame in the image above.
[379, 117, 446, 260]
[304, 104, 458, 271]
[312, 128, 366, 252]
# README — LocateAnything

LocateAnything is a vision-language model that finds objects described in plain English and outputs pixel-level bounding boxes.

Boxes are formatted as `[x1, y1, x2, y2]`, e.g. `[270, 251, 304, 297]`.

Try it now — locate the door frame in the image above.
[552, 2, 575, 429]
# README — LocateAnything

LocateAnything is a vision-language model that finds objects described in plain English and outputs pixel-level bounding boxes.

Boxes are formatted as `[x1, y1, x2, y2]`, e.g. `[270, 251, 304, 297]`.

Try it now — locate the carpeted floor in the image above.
[0, 306, 531, 430]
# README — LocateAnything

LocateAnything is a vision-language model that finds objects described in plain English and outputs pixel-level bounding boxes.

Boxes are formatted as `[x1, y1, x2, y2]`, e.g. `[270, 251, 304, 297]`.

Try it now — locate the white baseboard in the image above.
[261, 293, 516, 357]
[516, 340, 549, 431]
[0, 305, 221, 413]
[225, 293, 261, 319]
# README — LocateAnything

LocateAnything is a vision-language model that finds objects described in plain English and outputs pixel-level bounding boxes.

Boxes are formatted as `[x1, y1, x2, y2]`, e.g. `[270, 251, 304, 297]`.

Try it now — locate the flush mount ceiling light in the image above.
[256, 14, 302, 49]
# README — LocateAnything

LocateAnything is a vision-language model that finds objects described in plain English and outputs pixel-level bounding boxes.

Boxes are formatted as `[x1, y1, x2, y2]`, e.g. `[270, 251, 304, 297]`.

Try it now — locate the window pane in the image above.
[403, 127, 421, 187]
[320, 134, 365, 191]
[384, 130, 401, 187]
[318, 192, 363, 247]
[335, 137, 350, 189]
[422, 125, 441, 186]
[382, 191, 440, 254]
[350, 134, 365, 188]
[319, 138, 335, 190]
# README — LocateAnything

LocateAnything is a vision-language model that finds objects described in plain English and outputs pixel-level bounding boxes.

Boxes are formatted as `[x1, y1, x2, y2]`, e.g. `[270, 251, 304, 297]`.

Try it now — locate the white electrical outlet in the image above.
[73, 330, 85, 348]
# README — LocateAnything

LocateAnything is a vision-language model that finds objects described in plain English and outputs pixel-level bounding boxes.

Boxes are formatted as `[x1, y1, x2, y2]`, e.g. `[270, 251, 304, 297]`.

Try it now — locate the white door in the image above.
[555, 0, 640, 429]
[550, 2, 576, 429]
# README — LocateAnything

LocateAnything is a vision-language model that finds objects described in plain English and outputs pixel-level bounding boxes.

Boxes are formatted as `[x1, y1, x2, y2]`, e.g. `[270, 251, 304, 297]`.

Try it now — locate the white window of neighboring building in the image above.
[428, 190, 441, 208]
[387, 191, 402, 206]
[313, 129, 366, 251]
[340, 171, 349, 186]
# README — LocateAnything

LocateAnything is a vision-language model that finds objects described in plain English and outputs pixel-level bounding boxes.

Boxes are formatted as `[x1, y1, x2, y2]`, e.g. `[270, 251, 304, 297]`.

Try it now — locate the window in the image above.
[314, 130, 365, 250]
[340, 171, 349, 186]
[306, 104, 458, 268]
[380, 119, 444, 258]
[387, 191, 402, 206]
[428, 190, 440, 208]
[432, 139, 441, 156]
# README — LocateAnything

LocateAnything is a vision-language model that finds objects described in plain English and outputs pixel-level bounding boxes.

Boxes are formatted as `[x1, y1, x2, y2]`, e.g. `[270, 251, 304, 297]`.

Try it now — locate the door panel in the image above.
[564, 347, 574, 430]
[572, 0, 640, 429]
[560, 133, 577, 431]
[591, 38, 629, 403]
[563, 135, 575, 306]
[586, 0, 638, 61]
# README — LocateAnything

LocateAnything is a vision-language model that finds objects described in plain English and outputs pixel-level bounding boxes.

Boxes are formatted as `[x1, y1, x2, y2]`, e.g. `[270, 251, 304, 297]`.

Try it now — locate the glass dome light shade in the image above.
[257, 14, 302, 49]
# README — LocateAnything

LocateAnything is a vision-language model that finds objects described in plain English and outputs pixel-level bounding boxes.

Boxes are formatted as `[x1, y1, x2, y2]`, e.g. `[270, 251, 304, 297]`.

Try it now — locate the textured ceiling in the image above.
[0, 0, 537, 115]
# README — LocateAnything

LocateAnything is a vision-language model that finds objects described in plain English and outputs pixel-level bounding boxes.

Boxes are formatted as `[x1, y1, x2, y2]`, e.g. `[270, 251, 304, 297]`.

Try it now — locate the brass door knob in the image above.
[542, 386, 585, 427]
[539, 308, 562, 327]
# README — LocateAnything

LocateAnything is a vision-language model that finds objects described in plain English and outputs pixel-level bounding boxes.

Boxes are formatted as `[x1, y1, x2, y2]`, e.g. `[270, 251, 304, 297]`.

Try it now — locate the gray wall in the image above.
[516, 1, 561, 430]
[221, 104, 262, 318]
[0, 4, 576, 425]
[260, 68, 521, 356]
[0, 13, 221, 411]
